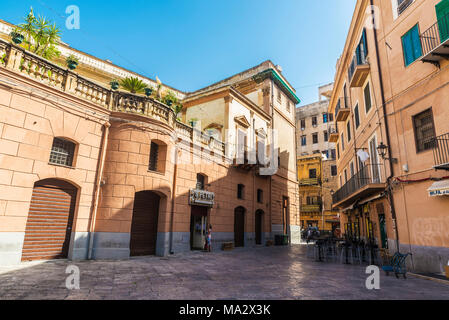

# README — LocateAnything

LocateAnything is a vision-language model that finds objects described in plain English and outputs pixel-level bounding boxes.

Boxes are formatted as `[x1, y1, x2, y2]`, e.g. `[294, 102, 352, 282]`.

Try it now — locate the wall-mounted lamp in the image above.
[377, 142, 398, 162]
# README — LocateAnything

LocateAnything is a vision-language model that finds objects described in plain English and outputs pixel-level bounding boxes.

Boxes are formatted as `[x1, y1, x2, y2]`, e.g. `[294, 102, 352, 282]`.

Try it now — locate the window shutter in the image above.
[402, 31, 413, 66]
[411, 25, 422, 60]
[362, 28, 368, 56]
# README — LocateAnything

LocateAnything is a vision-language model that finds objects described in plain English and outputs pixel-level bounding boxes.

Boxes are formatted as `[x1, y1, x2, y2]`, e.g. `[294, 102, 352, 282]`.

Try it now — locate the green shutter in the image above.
[411, 25, 422, 60]
[437, 0, 449, 42]
[402, 25, 421, 66]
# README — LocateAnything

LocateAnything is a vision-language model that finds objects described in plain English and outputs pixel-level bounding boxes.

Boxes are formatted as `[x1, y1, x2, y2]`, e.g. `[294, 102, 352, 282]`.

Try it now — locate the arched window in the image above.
[49, 138, 76, 167]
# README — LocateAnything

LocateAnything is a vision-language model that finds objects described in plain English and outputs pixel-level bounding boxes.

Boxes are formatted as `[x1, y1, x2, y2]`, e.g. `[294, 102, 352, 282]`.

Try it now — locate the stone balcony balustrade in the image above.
[0, 39, 227, 156]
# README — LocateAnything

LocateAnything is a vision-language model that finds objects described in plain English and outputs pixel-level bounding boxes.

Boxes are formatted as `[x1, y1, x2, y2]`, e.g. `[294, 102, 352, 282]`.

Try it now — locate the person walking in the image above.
[206, 225, 212, 252]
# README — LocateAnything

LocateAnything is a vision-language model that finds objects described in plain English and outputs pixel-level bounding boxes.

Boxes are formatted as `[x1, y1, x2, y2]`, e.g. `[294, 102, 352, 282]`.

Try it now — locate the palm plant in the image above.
[15, 8, 61, 60]
[119, 77, 148, 94]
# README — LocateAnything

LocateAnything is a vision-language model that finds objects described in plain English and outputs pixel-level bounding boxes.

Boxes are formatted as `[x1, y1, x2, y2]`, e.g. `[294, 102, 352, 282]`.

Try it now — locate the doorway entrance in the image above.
[22, 179, 77, 262]
[130, 191, 160, 256]
[255, 210, 264, 245]
[190, 205, 208, 250]
[234, 207, 245, 247]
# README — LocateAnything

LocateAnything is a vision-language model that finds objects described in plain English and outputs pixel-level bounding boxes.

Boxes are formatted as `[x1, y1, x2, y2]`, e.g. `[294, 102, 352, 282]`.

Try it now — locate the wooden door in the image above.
[130, 191, 160, 256]
[22, 179, 77, 261]
[234, 207, 245, 247]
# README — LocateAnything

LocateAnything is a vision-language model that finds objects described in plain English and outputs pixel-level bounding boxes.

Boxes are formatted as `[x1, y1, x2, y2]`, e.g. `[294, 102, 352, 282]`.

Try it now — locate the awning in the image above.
[428, 180, 449, 197]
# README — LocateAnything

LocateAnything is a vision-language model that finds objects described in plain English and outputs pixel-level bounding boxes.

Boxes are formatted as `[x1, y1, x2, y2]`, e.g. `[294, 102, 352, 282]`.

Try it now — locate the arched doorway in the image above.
[255, 210, 264, 245]
[22, 179, 77, 261]
[234, 206, 245, 247]
[130, 191, 160, 256]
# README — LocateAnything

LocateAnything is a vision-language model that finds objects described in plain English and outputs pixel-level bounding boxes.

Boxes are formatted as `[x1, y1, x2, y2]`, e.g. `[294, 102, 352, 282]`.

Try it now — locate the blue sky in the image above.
[1, 0, 356, 106]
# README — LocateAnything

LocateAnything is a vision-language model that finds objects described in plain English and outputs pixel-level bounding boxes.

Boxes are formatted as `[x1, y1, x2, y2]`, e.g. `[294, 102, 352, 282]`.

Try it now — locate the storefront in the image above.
[189, 189, 215, 250]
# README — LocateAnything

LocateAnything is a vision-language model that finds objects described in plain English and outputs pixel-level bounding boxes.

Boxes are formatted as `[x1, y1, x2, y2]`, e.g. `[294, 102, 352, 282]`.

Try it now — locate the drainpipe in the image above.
[169, 146, 179, 255]
[370, 0, 400, 252]
[87, 121, 111, 260]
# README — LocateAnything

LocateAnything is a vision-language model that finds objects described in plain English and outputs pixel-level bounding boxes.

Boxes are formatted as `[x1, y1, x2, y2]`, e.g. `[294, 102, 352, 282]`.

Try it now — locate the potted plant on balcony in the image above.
[144, 87, 153, 97]
[162, 90, 178, 107]
[66, 54, 79, 70]
[10, 29, 25, 45]
[120, 77, 147, 94]
[110, 79, 119, 90]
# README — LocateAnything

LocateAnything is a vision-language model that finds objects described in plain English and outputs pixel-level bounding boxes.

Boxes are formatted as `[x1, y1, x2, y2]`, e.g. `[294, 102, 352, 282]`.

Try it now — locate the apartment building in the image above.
[0, 18, 300, 265]
[329, 0, 449, 273]
[296, 84, 339, 233]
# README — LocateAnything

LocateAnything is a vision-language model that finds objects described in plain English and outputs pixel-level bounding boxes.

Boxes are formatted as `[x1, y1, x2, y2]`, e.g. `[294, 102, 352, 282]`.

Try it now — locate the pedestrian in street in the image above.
[206, 225, 212, 252]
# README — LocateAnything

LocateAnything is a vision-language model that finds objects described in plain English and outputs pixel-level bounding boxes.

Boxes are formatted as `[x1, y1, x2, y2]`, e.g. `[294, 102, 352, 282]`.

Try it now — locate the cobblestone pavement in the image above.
[1, 245, 448, 300]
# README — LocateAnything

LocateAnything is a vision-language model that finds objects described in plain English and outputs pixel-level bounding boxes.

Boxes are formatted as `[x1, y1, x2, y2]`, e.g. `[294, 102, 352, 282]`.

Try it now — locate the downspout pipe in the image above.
[87, 121, 111, 260]
[169, 145, 179, 255]
[370, 0, 400, 252]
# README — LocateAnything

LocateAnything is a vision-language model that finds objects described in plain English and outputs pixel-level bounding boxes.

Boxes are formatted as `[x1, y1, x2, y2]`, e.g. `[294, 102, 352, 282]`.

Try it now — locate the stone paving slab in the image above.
[0, 245, 448, 300]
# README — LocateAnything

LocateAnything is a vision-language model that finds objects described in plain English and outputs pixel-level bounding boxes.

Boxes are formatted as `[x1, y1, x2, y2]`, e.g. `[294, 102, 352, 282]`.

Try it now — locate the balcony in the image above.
[332, 164, 386, 209]
[433, 133, 449, 170]
[299, 178, 321, 186]
[335, 97, 350, 122]
[301, 204, 322, 214]
[420, 12, 449, 67]
[328, 125, 339, 143]
[348, 48, 370, 88]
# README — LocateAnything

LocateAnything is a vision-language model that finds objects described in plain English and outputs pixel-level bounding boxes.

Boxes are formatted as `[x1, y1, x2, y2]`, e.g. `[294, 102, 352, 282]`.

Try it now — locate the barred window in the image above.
[49, 138, 75, 167]
[413, 108, 436, 153]
[149, 142, 159, 171]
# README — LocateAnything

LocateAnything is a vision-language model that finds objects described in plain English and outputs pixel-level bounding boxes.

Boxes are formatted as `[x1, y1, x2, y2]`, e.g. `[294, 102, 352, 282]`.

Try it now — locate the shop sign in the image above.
[429, 189, 449, 197]
[189, 189, 215, 207]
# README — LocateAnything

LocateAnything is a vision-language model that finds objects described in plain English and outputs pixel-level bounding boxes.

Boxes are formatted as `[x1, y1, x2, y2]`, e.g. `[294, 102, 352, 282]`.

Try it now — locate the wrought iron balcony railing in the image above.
[299, 178, 321, 186]
[420, 11, 449, 66]
[335, 97, 351, 122]
[433, 133, 449, 170]
[348, 47, 368, 84]
[332, 164, 383, 205]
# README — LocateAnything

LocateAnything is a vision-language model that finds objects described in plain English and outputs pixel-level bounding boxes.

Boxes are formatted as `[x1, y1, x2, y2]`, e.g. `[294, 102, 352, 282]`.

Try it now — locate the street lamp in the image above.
[377, 142, 398, 163]
[377, 142, 389, 160]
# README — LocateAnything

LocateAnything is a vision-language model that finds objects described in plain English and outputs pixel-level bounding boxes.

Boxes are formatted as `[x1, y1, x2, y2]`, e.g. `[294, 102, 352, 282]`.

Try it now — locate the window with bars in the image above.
[324, 131, 328, 142]
[309, 169, 317, 179]
[148, 142, 159, 171]
[413, 108, 436, 153]
[300, 119, 306, 130]
[312, 116, 318, 127]
[196, 174, 206, 190]
[49, 138, 76, 167]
